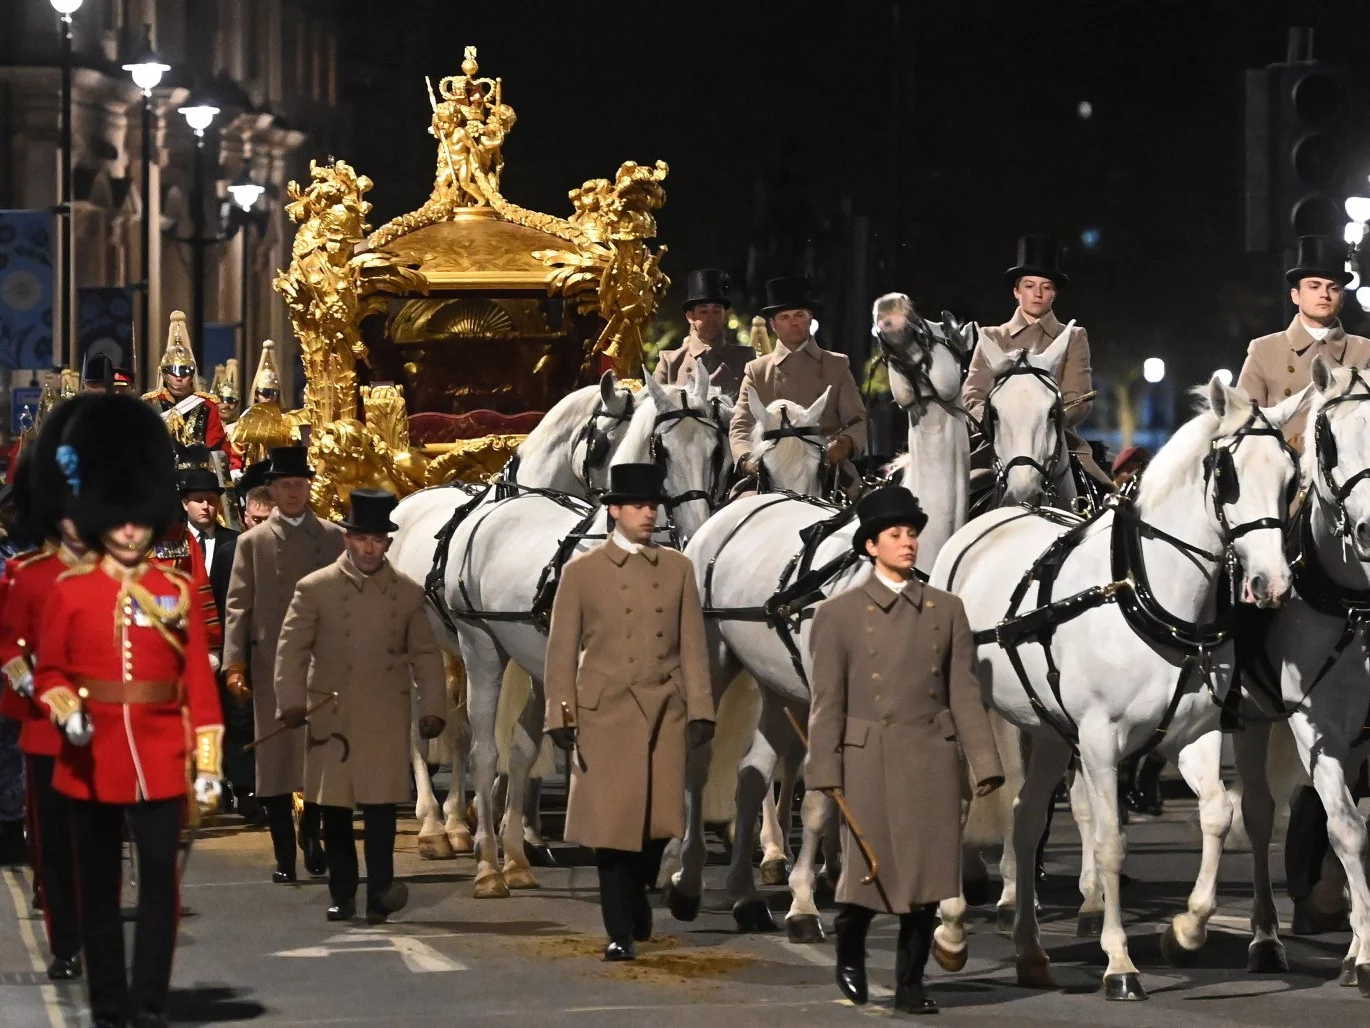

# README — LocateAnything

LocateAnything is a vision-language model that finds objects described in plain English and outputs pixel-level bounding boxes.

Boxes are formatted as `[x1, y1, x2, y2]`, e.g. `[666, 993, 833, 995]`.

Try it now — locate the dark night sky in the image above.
[327, 0, 1370, 387]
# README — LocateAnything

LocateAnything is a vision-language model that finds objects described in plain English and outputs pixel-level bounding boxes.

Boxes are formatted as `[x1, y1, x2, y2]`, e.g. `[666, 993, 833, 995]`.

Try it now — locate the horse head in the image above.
[870, 293, 966, 419]
[978, 324, 1073, 506]
[567, 370, 639, 495]
[1307, 354, 1370, 559]
[747, 388, 830, 496]
[627, 361, 734, 546]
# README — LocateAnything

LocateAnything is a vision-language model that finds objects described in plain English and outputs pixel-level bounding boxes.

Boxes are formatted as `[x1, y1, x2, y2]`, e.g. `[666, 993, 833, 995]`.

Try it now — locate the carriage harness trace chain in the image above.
[944, 402, 1298, 757]
[422, 388, 730, 638]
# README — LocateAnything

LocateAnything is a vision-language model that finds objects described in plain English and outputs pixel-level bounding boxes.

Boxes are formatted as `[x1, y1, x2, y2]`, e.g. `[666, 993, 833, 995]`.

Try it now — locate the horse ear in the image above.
[1262, 383, 1312, 429]
[1310, 353, 1334, 394]
[976, 326, 1011, 371]
[643, 370, 671, 410]
[1031, 321, 1075, 377]
[691, 359, 711, 404]
[803, 386, 832, 425]
[599, 369, 618, 406]
[747, 388, 770, 429]
[1207, 374, 1232, 418]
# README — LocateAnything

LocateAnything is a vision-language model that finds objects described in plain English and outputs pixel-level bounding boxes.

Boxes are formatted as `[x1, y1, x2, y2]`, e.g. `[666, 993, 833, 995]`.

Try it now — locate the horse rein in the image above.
[1312, 367, 1370, 550]
[571, 388, 636, 497]
[1203, 402, 1300, 543]
[982, 353, 1068, 505]
[650, 389, 730, 547]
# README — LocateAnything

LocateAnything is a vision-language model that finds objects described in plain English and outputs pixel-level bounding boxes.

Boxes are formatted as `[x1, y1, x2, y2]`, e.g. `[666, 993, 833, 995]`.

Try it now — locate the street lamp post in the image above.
[50, 0, 84, 369]
[176, 92, 220, 370]
[122, 26, 169, 390]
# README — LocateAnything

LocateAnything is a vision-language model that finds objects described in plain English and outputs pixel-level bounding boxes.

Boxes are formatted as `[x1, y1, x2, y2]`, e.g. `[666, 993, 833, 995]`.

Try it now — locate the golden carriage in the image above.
[265, 46, 670, 517]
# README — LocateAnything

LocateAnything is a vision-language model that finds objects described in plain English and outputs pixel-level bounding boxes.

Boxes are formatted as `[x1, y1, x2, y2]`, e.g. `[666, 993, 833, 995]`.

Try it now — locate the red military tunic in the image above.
[143, 388, 242, 471]
[0, 552, 31, 725]
[0, 543, 85, 757]
[34, 556, 223, 804]
[152, 525, 222, 652]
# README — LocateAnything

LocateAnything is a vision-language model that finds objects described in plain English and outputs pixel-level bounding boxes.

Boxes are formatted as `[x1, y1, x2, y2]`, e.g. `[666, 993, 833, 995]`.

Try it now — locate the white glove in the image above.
[64, 711, 93, 746]
[194, 774, 223, 814]
[13, 671, 33, 699]
[208, 652, 221, 673]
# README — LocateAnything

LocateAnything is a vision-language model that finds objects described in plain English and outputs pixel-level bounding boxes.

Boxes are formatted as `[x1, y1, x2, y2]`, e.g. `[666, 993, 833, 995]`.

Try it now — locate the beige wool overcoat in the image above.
[1237, 316, 1370, 450]
[543, 539, 714, 852]
[805, 576, 1003, 912]
[654, 331, 755, 399]
[223, 510, 344, 796]
[274, 554, 446, 808]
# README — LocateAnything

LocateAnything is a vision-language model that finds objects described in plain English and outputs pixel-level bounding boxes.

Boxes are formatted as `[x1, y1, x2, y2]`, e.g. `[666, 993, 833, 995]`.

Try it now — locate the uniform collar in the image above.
[270, 508, 319, 540]
[1007, 307, 1062, 338]
[772, 335, 820, 365]
[684, 330, 721, 357]
[339, 551, 391, 592]
[99, 554, 148, 582]
[1287, 315, 1347, 359]
[604, 537, 660, 566]
[57, 542, 86, 567]
[862, 572, 923, 611]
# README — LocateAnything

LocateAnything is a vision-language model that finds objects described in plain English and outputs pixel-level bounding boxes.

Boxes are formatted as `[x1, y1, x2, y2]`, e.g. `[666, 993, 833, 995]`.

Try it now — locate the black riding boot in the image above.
[894, 905, 938, 1014]
[833, 904, 874, 1005]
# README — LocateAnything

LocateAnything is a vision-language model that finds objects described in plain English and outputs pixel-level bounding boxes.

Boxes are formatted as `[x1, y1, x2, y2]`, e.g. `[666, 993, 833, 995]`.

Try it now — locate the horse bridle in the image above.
[1313, 367, 1370, 547]
[871, 315, 964, 414]
[571, 388, 635, 495]
[756, 407, 826, 493]
[1202, 402, 1299, 543]
[983, 352, 1067, 503]
[649, 390, 730, 545]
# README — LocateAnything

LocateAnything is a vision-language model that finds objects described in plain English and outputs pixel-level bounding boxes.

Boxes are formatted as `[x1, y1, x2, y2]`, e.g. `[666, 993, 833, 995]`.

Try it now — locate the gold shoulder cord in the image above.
[115, 576, 192, 656]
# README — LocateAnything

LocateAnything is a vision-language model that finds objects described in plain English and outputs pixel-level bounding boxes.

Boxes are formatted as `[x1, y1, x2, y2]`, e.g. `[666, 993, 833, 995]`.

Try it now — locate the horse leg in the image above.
[497, 676, 544, 890]
[784, 785, 831, 943]
[995, 722, 1031, 929]
[412, 714, 454, 860]
[1076, 732, 1145, 1000]
[1158, 730, 1236, 967]
[459, 633, 509, 899]
[726, 699, 788, 933]
[1228, 720, 1285, 974]
[1287, 714, 1370, 993]
[443, 703, 473, 854]
[1009, 732, 1072, 989]
[1070, 766, 1105, 937]
[760, 739, 800, 885]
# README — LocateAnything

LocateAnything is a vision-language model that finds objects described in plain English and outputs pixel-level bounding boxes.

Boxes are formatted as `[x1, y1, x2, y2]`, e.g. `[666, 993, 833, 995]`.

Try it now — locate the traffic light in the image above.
[1245, 30, 1353, 253]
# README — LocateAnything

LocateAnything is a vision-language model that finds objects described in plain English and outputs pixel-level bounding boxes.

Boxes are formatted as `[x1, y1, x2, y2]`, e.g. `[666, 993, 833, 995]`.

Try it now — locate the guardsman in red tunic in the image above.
[33, 394, 224, 1028]
[142, 310, 240, 471]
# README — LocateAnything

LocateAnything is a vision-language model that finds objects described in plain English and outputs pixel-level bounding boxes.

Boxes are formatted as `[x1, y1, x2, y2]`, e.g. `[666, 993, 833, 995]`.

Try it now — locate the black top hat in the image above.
[265, 446, 314, 480]
[761, 276, 822, 317]
[852, 486, 929, 556]
[340, 488, 398, 534]
[236, 459, 271, 500]
[682, 269, 733, 312]
[179, 467, 224, 496]
[602, 463, 666, 506]
[1286, 235, 1353, 286]
[1005, 235, 1070, 286]
[82, 352, 114, 386]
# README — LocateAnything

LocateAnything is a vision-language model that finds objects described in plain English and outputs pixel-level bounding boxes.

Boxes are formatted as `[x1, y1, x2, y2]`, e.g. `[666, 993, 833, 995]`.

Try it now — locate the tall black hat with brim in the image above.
[265, 445, 314, 480]
[340, 488, 398, 533]
[682, 269, 733, 312]
[852, 486, 928, 556]
[236, 459, 271, 500]
[602, 463, 666, 505]
[57, 394, 181, 549]
[179, 467, 224, 496]
[1286, 235, 1353, 286]
[1005, 235, 1070, 286]
[761, 276, 822, 317]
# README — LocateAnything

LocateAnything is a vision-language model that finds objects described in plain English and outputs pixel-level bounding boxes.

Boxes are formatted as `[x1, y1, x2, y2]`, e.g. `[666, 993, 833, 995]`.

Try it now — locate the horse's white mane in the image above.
[1134, 384, 1259, 516]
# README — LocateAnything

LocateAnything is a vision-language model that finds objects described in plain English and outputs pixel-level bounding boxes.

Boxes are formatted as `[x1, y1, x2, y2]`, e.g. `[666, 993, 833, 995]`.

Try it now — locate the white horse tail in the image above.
[963, 710, 1023, 849]
[703, 671, 763, 824]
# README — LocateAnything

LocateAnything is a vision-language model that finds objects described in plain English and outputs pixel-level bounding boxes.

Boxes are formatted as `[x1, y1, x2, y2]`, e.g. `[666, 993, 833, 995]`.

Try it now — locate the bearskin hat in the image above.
[3, 453, 37, 548]
[56, 394, 181, 550]
[29, 394, 93, 543]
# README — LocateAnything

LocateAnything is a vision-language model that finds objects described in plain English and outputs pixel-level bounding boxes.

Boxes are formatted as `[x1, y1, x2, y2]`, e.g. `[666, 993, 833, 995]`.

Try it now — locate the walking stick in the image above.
[245, 692, 338, 751]
[783, 707, 883, 890]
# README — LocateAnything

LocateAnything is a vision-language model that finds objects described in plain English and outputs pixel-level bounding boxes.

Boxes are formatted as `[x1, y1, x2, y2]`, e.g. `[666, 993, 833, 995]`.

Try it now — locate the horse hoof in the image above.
[472, 869, 510, 899]
[502, 863, 539, 890]
[785, 914, 825, 944]
[933, 938, 967, 973]
[996, 906, 1015, 933]
[962, 876, 990, 908]
[1159, 924, 1201, 968]
[1247, 938, 1288, 974]
[1014, 957, 1055, 989]
[664, 884, 700, 923]
[416, 833, 456, 861]
[760, 857, 790, 887]
[1077, 912, 1104, 938]
[1340, 955, 1358, 987]
[1357, 964, 1370, 998]
[446, 827, 474, 855]
[733, 898, 778, 934]
[1103, 972, 1147, 1001]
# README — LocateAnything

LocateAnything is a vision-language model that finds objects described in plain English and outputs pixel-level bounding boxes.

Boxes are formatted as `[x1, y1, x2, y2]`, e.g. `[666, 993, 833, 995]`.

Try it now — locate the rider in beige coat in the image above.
[544, 463, 715, 962]
[275, 490, 447, 924]
[223, 446, 343, 881]
[653, 269, 754, 399]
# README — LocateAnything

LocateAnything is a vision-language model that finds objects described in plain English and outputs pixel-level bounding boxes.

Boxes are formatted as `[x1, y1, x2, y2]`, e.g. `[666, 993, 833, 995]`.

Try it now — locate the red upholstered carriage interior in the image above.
[407, 409, 545, 446]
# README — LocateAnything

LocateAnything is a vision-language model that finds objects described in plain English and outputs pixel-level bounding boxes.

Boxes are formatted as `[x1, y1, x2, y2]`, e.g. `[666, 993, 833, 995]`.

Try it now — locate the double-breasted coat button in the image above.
[1284, 388, 1292, 397]
[655, 606, 663, 613]
[871, 672, 882, 681]
[881, 716, 892, 726]
[656, 631, 664, 638]
[1287, 365, 1296, 374]
[931, 666, 940, 674]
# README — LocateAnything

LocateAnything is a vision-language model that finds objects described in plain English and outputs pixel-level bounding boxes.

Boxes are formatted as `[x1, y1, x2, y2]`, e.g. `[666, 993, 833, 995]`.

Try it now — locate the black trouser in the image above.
[218, 685, 255, 805]
[26, 757, 78, 960]
[322, 804, 396, 909]
[260, 795, 323, 875]
[70, 797, 183, 1022]
[595, 839, 667, 943]
[836, 903, 936, 988]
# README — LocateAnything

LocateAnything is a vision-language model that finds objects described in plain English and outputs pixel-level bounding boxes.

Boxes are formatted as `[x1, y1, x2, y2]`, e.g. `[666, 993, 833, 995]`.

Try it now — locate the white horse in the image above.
[931, 376, 1304, 1000]
[398, 366, 732, 896]
[392, 371, 640, 859]
[671, 297, 974, 944]
[1199, 356, 1370, 993]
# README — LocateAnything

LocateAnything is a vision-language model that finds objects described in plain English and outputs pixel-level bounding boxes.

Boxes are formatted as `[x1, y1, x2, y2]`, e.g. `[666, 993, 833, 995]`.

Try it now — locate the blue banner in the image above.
[78, 286, 133, 375]
[0, 211, 55, 370]
[203, 322, 236, 376]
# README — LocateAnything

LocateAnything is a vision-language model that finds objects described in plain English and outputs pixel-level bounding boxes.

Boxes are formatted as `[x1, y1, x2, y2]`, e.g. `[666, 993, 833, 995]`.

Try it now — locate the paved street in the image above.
[3, 785, 1369, 1027]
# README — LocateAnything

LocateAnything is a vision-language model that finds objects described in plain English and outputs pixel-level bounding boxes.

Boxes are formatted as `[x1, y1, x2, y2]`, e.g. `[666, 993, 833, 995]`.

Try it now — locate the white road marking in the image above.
[271, 928, 467, 972]
[2, 868, 70, 1027]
